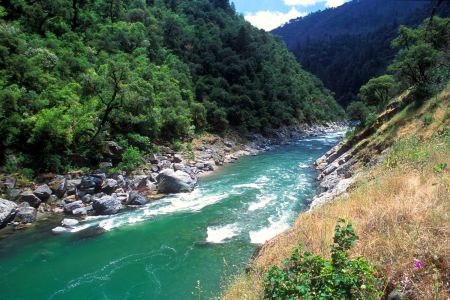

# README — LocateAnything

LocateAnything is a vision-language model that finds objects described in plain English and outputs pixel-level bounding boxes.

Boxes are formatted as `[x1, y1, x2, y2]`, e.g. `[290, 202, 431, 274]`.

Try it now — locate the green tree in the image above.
[358, 75, 397, 108]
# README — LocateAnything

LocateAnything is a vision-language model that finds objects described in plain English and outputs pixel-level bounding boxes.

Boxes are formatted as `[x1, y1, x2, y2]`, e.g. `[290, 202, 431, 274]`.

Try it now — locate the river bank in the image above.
[222, 86, 450, 300]
[0, 122, 347, 237]
[0, 126, 348, 300]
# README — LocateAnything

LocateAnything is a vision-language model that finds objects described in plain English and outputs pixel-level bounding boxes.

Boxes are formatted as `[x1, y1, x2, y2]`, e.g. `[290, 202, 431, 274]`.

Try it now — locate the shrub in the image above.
[115, 146, 144, 174]
[264, 219, 380, 300]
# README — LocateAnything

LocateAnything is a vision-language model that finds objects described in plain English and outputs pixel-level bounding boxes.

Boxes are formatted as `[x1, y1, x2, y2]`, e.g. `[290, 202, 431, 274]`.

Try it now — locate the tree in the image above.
[92, 60, 129, 141]
[358, 75, 397, 108]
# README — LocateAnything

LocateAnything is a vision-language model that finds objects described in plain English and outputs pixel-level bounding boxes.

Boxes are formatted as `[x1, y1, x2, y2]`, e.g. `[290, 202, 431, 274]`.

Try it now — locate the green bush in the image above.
[264, 219, 380, 300]
[115, 146, 144, 174]
[422, 113, 433, 126]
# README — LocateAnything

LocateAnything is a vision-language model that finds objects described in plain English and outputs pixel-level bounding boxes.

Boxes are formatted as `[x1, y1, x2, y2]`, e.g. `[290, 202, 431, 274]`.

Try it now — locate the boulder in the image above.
[4, 177, 16, 189]
[114, 193, 128, 203]
[195, 162, 205, 170]
[172, 154, 183, 163]
[0, 198, 17, 228]
[81, 194, 93, 204]
[147, 154, 160, 165]
[77, 176, 103, 197]
[158, 160, 172, 170]
[14, 205, 37, 224]
[127, 192, 148, 206]
[99, 162, 113, 170]
[156, 169, 197, 194]
[72, 207, 88, 216]
[101, 179, 118, 195]
[48, 176, 67, 198]
[64, 200, 83, 214]
[19, 191, 42, 208]
[66, 179, 81, 196]
[8, 189, 21, 201]
[33, 184, 52, 201]
[92, 195, 123, 215]
[102, 141, 123, 160]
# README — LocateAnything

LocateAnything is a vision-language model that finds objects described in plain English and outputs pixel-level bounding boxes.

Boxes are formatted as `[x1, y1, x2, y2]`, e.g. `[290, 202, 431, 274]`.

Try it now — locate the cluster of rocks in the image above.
[0, 155, 198, 228]
[0, 123, 349, 231]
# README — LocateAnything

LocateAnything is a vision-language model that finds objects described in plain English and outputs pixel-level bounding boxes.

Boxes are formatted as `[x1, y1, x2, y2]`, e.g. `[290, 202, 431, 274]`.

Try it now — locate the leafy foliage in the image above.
[348, 17, 450, 127]
[0, 0, 343, 173]
[264, 219, 380, 300]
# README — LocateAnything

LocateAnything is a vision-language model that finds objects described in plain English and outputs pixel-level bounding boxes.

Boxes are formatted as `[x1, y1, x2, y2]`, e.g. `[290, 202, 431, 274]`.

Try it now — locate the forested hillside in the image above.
[272, 0, 448, 105]
[0, 0, 343, 174]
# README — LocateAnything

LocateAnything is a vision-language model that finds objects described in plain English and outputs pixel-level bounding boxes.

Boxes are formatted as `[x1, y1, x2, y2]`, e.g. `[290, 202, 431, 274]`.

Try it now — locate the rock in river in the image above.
[14, 205, 37, 224]
[0, 198, 17, 228]
[156, 169, 197, 194]
[92, 195, 123, 215]
[33, 184, 52, 201]
[19, 191, 42, 208]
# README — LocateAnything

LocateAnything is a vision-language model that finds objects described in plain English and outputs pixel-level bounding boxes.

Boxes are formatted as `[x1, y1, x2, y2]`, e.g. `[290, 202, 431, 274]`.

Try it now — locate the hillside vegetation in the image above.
[0, 0, 342, 175]
[222, 17, 450, 300]
[222, 72, 450, 300]
[272, 0, 448, 105]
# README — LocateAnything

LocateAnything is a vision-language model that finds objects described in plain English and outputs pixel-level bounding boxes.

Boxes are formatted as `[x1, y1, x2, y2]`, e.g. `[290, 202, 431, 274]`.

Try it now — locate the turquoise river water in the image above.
[0, 131, 344, 300]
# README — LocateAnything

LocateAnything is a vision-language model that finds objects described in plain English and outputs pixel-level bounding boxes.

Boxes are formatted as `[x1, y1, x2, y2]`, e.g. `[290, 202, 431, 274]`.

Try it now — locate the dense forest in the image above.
[0, 0, 343, 174]
[272, 0, 449, 105]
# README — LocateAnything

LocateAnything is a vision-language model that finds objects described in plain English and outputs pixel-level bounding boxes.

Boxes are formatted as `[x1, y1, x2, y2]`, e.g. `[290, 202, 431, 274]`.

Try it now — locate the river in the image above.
[0, 130, 345, 300]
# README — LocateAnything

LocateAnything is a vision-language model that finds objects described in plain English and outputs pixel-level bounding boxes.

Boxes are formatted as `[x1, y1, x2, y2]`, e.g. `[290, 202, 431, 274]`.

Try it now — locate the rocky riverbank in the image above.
[0, 122, 347, 235]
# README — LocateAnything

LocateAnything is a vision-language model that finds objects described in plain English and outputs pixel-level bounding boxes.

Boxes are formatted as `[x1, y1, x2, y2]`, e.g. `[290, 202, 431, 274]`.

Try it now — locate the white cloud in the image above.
[325, 0, 345, 7]
[245, 7, 306, 31]
[283, 0, 319, 6]
[283, 0, 346, 7]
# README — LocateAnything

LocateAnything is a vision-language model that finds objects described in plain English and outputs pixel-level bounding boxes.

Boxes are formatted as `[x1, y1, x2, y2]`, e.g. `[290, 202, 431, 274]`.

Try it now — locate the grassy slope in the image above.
[221, 85, 450, 299]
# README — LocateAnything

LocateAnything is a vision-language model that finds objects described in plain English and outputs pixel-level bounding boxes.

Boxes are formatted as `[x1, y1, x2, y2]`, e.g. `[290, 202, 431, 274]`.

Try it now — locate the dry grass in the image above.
[221, 87, 450, 300]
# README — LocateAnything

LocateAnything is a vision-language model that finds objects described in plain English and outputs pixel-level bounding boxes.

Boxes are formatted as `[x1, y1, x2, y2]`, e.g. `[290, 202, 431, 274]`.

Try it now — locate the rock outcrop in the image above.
[156, 169, 197, 193]
[0, 199, 17, 228]
[92, 195, 123, 215]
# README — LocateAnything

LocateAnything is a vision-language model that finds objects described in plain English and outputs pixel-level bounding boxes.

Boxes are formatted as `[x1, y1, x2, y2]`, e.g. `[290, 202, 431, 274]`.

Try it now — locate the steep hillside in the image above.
[0, 0, 343, 174]
[222, 78, 450, 300]
[222, 16, 450, 299]
[272, 0, 448, 105]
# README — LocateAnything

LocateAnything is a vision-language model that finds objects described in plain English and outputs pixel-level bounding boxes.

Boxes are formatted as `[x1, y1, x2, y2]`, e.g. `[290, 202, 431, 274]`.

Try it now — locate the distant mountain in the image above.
[272, 0, 448, 105]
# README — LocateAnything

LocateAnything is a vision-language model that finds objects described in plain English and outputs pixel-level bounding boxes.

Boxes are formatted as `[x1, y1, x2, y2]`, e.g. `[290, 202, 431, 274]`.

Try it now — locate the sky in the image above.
[233, 0, 350, 31]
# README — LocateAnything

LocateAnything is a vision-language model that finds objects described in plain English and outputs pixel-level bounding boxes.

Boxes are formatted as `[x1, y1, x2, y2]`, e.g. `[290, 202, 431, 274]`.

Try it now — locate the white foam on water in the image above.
[232, 183, 262, 189]
[248, 194, 276, 211]
[144, 189, 228, 216]
[298, 163, 310, 169]
[249, 216, 290, 244]
[256, 175, 270, 183]
[206, 223, 240, 243]
[69, 224, 91, 233]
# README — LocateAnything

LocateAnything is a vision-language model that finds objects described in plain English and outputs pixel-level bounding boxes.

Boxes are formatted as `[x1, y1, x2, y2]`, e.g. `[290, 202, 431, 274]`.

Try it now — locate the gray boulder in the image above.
[102, 141, 123, 160]
[0, 198, 17, 228]
[77, 176, 103, 197]
[101, 179, 118, 195]
[33, 184, 52, 201]
[92, 195, 123, 215]
[20, 191, 42, 208]
[156, 169, 197, 194]
[127, 192, 148, 206]
[4, 177, 16, 189]
[64, 200, 83, 214]
[48, 176, 67, 198]
[66, 179, 81, 196]
[14, 205, 37, 224]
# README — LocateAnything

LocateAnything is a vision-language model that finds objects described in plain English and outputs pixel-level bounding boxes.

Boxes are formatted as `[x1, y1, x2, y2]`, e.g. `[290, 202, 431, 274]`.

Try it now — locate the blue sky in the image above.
[232, 0, 350, 31]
